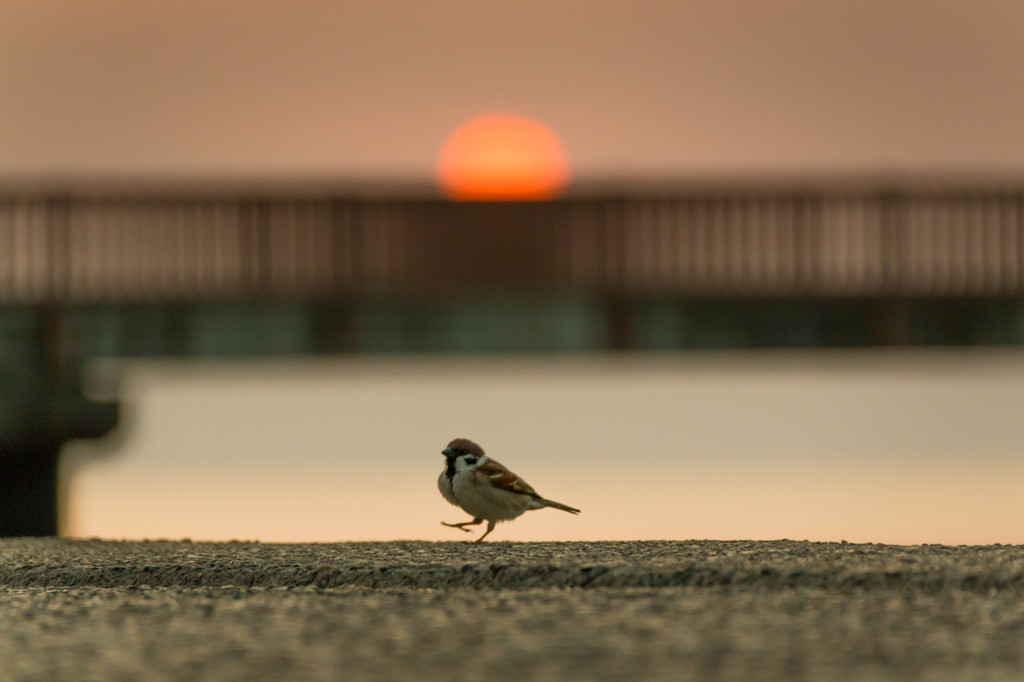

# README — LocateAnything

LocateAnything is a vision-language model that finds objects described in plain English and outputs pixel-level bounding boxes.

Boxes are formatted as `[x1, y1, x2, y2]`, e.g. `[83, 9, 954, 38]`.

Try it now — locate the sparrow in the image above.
[438, 438, 580, 543]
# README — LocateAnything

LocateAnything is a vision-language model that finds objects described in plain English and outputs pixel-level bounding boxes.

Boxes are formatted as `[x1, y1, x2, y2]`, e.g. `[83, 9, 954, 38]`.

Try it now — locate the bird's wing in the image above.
[476, 459, 541, 498]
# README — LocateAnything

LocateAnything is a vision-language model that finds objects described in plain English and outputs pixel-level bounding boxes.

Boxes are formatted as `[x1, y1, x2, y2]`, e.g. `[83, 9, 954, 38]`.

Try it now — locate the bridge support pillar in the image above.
[0, 444, 61, 536]
[0, 394, 119, 537]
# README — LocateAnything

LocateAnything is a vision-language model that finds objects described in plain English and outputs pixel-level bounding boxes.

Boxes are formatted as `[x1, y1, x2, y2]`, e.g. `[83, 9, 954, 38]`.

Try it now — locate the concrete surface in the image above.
[1, 539, 1023, 680]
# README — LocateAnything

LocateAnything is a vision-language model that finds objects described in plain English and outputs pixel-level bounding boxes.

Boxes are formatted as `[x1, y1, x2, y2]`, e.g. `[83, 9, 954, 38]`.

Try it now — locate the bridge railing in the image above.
[1, 189, 1022, 302]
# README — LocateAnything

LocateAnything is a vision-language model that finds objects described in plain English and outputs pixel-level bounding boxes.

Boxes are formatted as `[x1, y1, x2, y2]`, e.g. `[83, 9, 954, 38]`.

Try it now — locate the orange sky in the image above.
[3, 0, 1024, 183]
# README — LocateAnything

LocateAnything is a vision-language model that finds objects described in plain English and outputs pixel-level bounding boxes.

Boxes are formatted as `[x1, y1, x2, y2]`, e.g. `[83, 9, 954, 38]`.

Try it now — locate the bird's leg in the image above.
[471, 520, 497, 544]
[442, 517, 482, 533]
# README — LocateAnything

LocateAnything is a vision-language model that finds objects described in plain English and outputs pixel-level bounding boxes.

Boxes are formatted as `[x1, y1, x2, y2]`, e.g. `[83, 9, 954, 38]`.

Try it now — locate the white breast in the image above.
[438, 470, 461, 507]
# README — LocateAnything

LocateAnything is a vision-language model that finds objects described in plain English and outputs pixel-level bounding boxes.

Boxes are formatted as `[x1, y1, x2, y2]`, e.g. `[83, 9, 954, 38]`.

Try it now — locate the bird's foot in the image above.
[441, 522, 473, 533]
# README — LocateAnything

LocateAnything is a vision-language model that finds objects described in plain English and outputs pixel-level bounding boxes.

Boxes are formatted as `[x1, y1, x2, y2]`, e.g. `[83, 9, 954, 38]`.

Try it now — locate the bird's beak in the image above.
[442, 448, 455, 458]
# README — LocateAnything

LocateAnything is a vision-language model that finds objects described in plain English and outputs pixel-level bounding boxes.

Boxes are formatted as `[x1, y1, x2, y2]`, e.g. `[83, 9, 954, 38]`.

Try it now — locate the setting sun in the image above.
[435, 114, 570, 201]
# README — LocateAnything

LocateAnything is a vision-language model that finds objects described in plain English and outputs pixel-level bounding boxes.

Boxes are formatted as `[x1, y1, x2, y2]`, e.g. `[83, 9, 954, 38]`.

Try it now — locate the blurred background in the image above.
[2, 0, 1024, 544]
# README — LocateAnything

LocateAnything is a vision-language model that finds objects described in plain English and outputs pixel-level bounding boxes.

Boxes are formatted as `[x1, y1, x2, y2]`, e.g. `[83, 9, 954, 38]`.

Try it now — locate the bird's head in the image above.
[443, 438, 486, 472]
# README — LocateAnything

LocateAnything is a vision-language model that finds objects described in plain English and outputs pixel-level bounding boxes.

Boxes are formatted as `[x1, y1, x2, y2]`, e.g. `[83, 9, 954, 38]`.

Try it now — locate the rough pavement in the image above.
[2, 539, 1023, 680]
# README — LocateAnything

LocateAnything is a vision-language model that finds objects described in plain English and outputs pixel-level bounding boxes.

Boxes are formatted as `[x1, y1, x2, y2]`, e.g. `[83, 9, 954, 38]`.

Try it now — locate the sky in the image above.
[3, 1, 1024, 184]
[5, 2, 1024, 544]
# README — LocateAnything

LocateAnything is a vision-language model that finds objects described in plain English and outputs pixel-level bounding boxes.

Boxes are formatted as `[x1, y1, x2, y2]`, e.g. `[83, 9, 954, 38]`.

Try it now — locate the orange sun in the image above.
[435, 114, 570, 201]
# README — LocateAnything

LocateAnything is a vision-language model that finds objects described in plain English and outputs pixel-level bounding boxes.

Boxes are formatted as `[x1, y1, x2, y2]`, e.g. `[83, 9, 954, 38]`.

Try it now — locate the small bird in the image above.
[438, 438, 580, 543]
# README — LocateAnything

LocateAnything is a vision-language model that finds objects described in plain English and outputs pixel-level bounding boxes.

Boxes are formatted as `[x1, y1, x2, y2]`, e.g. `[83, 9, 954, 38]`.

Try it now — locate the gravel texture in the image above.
[2, 539, 1023, 680]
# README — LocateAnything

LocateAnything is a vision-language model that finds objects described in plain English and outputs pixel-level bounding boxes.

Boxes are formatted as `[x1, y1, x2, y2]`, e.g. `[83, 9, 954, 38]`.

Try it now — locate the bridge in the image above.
[2, 181, 1023, 535]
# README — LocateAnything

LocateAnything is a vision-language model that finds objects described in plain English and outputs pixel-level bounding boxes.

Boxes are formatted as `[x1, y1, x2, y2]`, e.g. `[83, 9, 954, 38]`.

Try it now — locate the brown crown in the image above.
[446, 438, 485, 456]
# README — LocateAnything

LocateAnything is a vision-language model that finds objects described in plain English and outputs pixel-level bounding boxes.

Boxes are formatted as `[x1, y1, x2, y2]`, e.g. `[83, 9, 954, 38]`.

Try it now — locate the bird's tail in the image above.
[540, 498, 581, 515]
